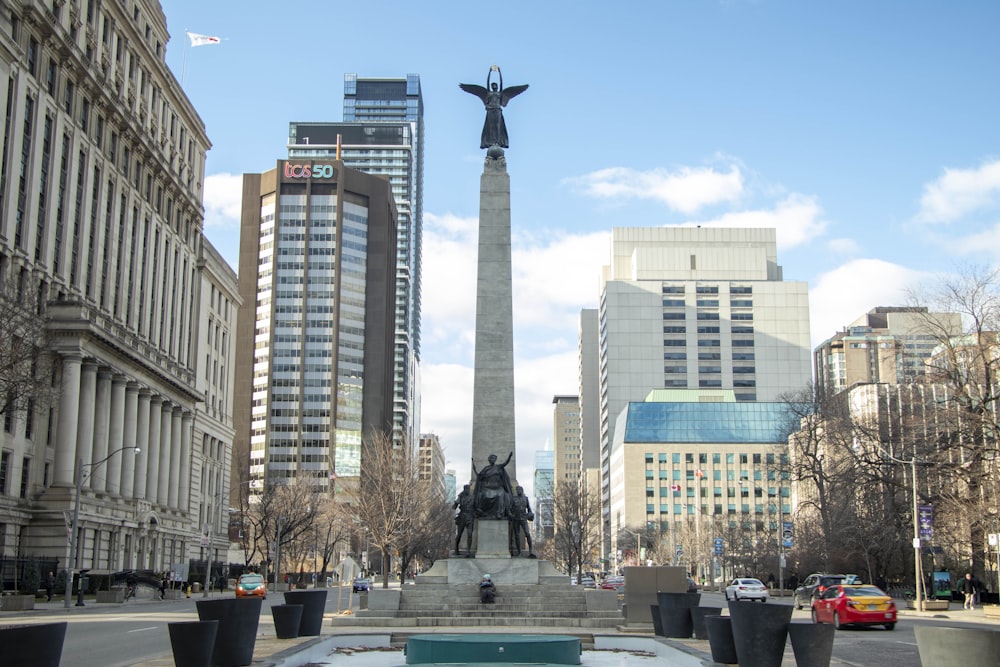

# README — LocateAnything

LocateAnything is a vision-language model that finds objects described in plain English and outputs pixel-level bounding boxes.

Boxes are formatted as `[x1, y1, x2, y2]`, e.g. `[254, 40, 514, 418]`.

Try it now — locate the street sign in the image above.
[713, 537, 724, 556]
[782, 521, 794, 548]
[675, 545, 683, 556]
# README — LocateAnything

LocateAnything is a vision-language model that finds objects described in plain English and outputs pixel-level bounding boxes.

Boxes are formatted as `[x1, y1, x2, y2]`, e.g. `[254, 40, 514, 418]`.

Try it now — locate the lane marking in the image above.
[128, 626, 158, 633]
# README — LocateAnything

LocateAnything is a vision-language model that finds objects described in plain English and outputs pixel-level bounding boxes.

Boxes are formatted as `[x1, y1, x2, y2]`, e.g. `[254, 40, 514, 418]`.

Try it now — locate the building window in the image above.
[19, 458, 29, 498]
[0, 451, 9, 494]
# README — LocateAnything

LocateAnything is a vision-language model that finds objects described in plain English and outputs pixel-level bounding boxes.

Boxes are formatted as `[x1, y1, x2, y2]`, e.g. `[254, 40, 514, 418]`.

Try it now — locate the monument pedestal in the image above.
[474, 519, 510, 558]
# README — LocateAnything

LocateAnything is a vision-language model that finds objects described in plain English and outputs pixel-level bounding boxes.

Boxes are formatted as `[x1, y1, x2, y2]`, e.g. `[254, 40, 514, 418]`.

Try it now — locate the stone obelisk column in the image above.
[471, 150, 517, 489]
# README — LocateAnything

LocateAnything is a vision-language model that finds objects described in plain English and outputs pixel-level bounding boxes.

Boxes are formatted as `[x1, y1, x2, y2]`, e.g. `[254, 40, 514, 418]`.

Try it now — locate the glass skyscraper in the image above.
[286, 74, 423, 449]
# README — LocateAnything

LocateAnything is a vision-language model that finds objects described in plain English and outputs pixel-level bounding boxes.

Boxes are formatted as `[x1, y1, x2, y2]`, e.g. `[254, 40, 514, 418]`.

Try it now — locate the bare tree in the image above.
[345, 431, 439, 588]
[242, 478, 322, 582]
[0, 274, 55, 426]
[552, 479, 602, 583]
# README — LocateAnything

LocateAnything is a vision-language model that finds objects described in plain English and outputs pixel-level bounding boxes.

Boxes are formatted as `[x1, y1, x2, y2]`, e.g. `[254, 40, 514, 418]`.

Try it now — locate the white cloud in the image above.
[564, 164, 744, 213]
[916, 160, 1000, 224]
[826, 237, 861, 255]
[935, 222, 1000, 258]
[203, 173, 244, 228]
[688, 194, 829, 250]
[808, 259, 929, 347]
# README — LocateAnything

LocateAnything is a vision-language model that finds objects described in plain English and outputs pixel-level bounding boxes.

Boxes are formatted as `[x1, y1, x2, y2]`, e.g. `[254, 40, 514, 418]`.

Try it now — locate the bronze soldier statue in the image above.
[509, 485, 535, 557]
[454, 484, 476, 557]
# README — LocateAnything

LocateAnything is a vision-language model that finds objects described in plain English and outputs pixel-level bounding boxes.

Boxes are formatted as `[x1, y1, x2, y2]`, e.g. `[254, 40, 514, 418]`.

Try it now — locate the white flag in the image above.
[186, 31, 221, 47]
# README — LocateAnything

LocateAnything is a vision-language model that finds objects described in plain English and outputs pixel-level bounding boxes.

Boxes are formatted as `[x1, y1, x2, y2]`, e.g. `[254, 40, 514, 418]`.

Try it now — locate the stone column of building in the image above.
[76, 362, 98, 490]
[471, 155, 518, 486]
[179, 413, 193, 512]
[54, 353, 83, 486]
[168, 407, 182, 508]
[131, 389, 151, 499]
[119, 383, 139, 498]
[145, 396, 162, 503]
[105, 376, 127, 496]
[157, 402, 172, 506]
[90, 369, 112, 492]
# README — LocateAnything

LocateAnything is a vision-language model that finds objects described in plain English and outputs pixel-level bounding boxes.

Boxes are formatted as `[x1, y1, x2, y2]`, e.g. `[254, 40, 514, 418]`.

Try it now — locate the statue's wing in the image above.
[459, 83, 488, 103]
[500, 84, 529, 106]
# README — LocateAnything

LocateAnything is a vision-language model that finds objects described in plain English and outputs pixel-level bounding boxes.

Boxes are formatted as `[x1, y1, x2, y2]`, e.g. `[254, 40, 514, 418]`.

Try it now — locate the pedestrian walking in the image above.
[45, 571, 55, 602]
[159, 576, 168, 600]
[960, 572, 977, 609]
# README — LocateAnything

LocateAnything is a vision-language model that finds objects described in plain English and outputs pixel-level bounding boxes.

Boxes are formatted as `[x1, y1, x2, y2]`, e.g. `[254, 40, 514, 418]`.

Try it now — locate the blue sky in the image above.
[161, 1, 1000, 495]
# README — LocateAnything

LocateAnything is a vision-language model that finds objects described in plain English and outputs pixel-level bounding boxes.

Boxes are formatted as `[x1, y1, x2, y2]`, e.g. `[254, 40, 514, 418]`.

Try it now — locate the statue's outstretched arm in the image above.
[503, 451, 513, 466]
[471, 458, 478, 476]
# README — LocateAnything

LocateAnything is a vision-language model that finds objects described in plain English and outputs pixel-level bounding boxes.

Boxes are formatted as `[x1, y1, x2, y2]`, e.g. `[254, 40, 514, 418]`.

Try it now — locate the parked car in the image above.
[811, 584, 897, 630]
[352, 577, 371, 593]
[234, 573, 266, 599]
[600, 576, 625, 591]
[725, 578, 769, 602]
[795, 573, 846, 609]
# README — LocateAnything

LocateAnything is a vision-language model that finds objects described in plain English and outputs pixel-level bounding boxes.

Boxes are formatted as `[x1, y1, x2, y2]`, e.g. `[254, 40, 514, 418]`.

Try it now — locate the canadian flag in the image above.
[186, 31, 221, 47]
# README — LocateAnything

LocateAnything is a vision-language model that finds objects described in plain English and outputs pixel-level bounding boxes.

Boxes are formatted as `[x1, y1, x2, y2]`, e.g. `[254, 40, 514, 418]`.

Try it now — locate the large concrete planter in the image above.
[283, 588, 328, 636]
[907, 598, 949, 610]
[788, 621, 835, 667]
[271, 604, 304, 639]
[704, 614, 738, 664]
[0, 621, 67, 667]
[728, 599, 792, 667]
[656, 591, 700, 638]
[915, 625, 1000, 667]
[691, 606, 722, 640]
[649, 605, 664, 636]
[168, 620, 218, 667]
[97, 588, 125, 603]
[1, 594, 36, 611]
[196, 597, 263, 666]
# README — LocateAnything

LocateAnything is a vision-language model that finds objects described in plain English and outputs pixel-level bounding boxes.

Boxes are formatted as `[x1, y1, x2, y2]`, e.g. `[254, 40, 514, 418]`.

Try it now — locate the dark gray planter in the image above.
[272, 603, 304, 639]
[168, 620, 218, 667]
[704, 614, 738, 664]
[915, 625, 1000, 667]
[650, 604, 664, 636]
[691, 606, 722, 640]
[656, 591, 701, 638]
[788, 621, 835, 667]
[196, 597, 263, 667]
[283, 588, 328, 636]
[728, 599, 792, 667]
[0, 621, 67, 667]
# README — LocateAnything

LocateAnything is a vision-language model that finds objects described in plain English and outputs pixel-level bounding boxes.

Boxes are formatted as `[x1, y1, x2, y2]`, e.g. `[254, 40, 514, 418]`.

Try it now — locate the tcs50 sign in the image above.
[284, 163, 337, 180]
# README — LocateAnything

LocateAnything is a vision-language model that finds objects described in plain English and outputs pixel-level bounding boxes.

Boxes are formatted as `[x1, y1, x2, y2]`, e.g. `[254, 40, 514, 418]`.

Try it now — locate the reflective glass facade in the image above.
[623, 402, 805, 444]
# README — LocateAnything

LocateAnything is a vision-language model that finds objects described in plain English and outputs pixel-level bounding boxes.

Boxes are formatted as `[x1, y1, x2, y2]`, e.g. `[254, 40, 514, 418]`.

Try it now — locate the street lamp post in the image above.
[862, 442, 924, 609]
[65, 446, 140, 609]
[622, 528, 642, 567]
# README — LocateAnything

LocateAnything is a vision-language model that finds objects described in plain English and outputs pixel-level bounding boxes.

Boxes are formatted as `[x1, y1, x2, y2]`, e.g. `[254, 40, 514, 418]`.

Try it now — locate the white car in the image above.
[725, 578, 769, 602]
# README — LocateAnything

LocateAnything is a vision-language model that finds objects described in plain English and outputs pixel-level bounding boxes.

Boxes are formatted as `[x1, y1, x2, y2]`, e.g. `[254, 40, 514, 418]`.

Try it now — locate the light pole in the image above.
[202, 492, 223, 598]
[622, 528, 642, 566]
[861, 441, 924, 609]
[65, 446, 140, 608]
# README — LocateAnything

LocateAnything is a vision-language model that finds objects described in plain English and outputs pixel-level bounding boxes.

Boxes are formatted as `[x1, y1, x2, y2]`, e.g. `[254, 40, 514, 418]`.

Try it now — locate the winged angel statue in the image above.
[460, 66, 529, 150]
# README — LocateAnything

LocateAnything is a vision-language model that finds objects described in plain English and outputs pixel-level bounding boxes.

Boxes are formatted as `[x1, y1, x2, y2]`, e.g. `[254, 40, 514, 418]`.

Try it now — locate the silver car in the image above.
[725, 577, 769, 602]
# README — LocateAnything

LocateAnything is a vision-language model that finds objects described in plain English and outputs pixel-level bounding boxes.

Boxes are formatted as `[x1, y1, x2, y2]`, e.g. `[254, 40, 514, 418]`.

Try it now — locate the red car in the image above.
[811, 584, 896, 630]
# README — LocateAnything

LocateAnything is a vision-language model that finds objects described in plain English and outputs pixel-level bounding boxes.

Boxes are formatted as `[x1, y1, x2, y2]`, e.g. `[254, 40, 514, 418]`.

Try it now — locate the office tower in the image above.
[609, 389, 795, 578]
[578, 309, 601, 471]
[418, 433, 446, 502]
[444, 469, 457, 504]
[552, 396, 582, 490]
[592, 227, 811, 560]
[0, 2, 237, 577]
[233, 160, 397, 490]
[534, 448, 555, 540]
[328, 73, 424, 449]
[813, 306, 961, 399]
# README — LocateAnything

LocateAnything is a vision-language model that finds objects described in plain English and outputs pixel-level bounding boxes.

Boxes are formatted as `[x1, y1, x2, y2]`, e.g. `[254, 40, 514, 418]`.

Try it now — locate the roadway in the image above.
[0, 585, 362, 667]
[696, 589, 995, 666]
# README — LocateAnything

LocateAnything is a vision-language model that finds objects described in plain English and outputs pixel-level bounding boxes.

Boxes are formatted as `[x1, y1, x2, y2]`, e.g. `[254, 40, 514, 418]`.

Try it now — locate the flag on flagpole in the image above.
[186, 31, 221, 47]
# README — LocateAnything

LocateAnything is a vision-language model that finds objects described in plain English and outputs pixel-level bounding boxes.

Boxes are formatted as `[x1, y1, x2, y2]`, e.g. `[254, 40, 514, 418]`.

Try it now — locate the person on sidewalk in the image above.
[45, 571, 55, 602]
[960, 572, 977, 609]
